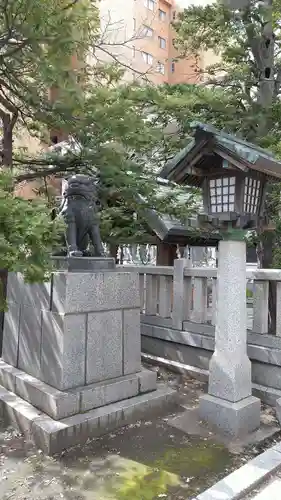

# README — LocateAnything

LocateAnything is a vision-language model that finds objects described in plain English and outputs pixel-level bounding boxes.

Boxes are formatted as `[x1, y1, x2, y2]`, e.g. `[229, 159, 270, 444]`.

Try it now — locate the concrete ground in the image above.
[0, 367, 280, 500]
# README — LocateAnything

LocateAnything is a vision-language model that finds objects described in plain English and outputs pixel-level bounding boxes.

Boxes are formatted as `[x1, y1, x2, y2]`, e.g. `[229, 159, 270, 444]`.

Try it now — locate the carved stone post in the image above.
[199, 238, 261, 437]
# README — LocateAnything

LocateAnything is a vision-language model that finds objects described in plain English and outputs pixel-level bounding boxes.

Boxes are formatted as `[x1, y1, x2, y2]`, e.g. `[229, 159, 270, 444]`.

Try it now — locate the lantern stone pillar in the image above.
[199, 236, 261, 437]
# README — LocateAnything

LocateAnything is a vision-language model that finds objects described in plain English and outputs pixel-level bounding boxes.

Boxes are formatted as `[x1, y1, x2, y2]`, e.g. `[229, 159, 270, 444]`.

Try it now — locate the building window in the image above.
[171, 61, 175, 73]
[143, 25, 154, 37]
[133, 18, 136, 31]
[132, 46, 136, 58]
[141, 51, 153, 65]
[158, 36, 166, 50]
[159, 9, 166, 21]
[145, 0, 155, 11]
[157, 61, 165, 74]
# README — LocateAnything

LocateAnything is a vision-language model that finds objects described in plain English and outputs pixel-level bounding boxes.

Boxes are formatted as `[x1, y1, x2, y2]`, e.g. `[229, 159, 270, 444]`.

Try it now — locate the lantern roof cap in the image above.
[160, 122, 281, 186]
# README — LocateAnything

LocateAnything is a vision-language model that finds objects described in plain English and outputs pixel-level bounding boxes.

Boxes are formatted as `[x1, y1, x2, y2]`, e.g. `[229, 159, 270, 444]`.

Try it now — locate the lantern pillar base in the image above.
[198, 394, 261, 437]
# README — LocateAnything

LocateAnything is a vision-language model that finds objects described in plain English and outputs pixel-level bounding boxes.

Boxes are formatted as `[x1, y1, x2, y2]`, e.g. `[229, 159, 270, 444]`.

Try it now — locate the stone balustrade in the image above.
[121, 262, 281, 405]
[123, 263, 281, 337]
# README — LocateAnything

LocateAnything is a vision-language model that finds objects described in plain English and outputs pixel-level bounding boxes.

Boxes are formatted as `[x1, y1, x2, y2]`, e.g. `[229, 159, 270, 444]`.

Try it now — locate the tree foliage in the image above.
[0, 173, 62, 284]
[174, 0, 281, 142]
[0, 0, 99, 166]
[0, 0, 98, 281]
[171, 0, 281, 329]
[173, 0, 281, 260]
[14, 77, 201, 249]
[0, 0, 201, 272]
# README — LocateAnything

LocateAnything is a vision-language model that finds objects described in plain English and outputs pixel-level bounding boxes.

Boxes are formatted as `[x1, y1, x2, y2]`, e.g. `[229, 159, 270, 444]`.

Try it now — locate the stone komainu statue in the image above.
[58, 174, 105, 257]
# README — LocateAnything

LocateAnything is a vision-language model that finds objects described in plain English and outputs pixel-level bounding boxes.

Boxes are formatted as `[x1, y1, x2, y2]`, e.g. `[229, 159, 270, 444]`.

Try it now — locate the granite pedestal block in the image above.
[0, 382, 177, 455]
[0, 360, 157, 420]
[199, 394, 261, 437]
[0, 264, 175, 453]
[3, 268, 142, 390]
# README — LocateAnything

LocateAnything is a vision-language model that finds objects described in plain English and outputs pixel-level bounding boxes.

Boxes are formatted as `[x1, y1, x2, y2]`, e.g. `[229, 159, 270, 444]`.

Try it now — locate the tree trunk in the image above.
[2, 125, 13, 168]
[1, 113, 16, 169]
[246, 0, 276, 330]
[250, 0, 274, 124]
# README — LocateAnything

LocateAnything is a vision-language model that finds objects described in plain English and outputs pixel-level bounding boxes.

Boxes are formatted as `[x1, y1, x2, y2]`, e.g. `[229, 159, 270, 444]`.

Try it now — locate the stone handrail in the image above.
[120, 265, 173, 276]
[184, 267, 281, 281]
[119, 262, 281, 336]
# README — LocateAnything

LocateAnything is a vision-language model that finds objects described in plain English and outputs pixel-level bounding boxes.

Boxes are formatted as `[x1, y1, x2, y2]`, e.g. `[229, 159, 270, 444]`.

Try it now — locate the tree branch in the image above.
[0, 92, 17, 115]
[62, 0, 79, 11]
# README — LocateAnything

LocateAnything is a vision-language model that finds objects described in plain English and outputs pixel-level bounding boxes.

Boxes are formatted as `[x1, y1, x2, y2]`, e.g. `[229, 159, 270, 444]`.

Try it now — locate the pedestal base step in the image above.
[0, 360, 157, 420]
[199, 393, 261, 438]
[168, 406, 279, 454]
[0, 383, 177, 455]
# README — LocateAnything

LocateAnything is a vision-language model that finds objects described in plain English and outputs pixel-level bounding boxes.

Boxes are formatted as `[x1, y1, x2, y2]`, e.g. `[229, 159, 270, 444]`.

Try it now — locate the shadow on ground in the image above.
[0, 369, 279, 500]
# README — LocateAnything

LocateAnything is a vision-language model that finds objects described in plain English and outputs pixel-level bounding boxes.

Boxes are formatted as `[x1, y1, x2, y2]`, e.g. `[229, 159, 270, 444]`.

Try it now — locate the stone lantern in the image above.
[160, 122, 281, 437]
[203, 168, 266, 229]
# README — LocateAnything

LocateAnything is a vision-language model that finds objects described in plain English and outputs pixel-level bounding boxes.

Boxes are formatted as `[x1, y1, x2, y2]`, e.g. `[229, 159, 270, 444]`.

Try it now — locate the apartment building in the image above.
[98, 0, 200, 85]
[15, 0, 214, 199]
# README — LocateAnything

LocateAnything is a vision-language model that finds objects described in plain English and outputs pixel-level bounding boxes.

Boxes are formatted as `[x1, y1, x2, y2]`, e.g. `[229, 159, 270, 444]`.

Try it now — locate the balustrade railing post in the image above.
[158, 275, 172, 318]
[139, 273, 145, 314]
[172, 258, 190, 330]
[211, 278, 217, 326]
[253, 280, 269, 334]
[145, 274, 158, 315]
[192, 277, 208, 323]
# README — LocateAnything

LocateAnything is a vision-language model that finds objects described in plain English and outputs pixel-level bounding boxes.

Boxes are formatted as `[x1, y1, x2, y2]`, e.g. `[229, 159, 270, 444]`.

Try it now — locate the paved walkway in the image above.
[244, 468, 281, 499]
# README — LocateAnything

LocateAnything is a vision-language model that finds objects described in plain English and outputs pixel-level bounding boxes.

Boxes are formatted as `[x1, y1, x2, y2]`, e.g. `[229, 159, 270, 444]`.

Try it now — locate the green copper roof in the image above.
[161, 122, 281, 182]
[190, 122, 275, 164]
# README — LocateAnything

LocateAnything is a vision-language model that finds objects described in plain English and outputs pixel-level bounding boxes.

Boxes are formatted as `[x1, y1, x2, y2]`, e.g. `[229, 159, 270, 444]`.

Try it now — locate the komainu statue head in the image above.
[63, 174, 99, 201]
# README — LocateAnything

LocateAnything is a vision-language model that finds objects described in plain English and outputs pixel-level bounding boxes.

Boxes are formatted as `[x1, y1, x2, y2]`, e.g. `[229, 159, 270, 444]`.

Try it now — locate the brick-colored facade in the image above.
[16, 0, 215, 200]
[98, 0, 201, 85]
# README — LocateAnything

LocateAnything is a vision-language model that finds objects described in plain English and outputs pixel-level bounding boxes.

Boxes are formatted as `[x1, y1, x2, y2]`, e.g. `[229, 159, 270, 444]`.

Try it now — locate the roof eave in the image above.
[160, 136, 210, 183]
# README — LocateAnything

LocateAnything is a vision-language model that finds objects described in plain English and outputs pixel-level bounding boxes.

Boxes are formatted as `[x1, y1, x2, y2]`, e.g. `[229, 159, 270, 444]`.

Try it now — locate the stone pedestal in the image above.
[52, 256, 115, 272]
[0, 261, 176, 453]
[199, 240, 261, 437]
